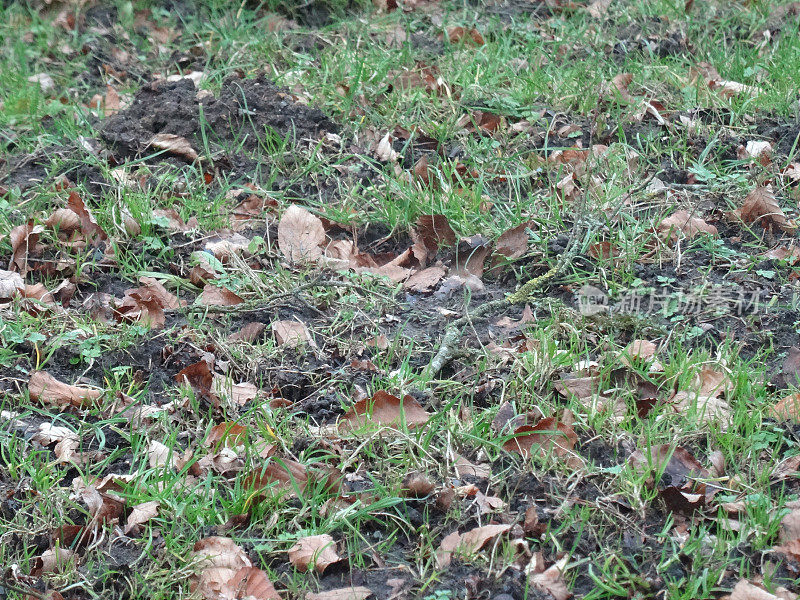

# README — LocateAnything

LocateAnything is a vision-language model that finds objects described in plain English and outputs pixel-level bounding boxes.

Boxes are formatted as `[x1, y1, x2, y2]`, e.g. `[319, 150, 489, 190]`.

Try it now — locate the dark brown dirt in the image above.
[100, 74, 338, 160]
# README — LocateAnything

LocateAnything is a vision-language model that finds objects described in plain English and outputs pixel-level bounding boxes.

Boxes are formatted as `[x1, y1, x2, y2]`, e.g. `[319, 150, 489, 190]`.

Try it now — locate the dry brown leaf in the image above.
[150, 133, 199, 162]
[288, 534, 341, 574]
[272, 320, 312, 347]
[436, 524, 511, 568]
[213, 376, 258, 406]
[446, 26, 484, 46]
[502, 417, 578, 459]
[190, 537, 281, 600]
[527, 556, 572, 600]
[493, 222, 529, 262]
[401, 472, 435, 497]
[46, 208, 81, 233]
[730, 580, 797, 600]
[733, 185, 793, 232]
[587, 0, 611, 18]
[340, 390, 430, 430]
[0, 269, 24, 300]
[403, 266, 445, 293]
[227, 567, 282, 600]
[207, 423, 248, 448]
[610, 73, 634, 102]
[148, 440, 181, 469]
[454, 454, 490, 479]
[770, 393, 800, 422]
[29, 371, 102, 408]
[228, 322, 266, 343]
[198, 285, 244, 307]
[67, 191, 108, 245]
[244, 457, 310, 496]
[36, 548, 76, 575]
[124, 500, 159, 535]
[779, 501, 800, 542]
[658, 210, 718, 241]
[306, 587, 373, 600]
[278, 205, 326, 264]
[9, 220, 43, 274]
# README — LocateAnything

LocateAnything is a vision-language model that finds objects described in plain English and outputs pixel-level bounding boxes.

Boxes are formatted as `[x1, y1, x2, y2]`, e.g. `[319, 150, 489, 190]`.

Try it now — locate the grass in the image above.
[3, 0, 800, 598]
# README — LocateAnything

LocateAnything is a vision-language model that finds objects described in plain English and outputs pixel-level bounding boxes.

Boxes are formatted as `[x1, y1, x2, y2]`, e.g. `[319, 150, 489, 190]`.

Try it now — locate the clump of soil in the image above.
[101, 74, 339, 160]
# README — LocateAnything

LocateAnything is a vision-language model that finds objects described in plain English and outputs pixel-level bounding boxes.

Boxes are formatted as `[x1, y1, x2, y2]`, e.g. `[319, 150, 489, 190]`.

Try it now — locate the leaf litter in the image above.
[4, 1, 800, 599]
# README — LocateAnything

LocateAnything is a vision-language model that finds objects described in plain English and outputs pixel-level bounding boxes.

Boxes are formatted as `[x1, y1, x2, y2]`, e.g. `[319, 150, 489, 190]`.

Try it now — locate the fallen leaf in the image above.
[278, 205, 326, 264]
[35, 548, 76, 575]
[770, 393, 800, 422]
[67, 191, 109, 245]
[198, 285, 244, 307]
[730, 579, 796, 600]
[340, 390, 430, 430]
[587, 0, 611, 18]
[0, 269, 24, 300]
[272, 320, 312, 347]
[401, 472, 435, 497]
[527, 555, 572, 600]
[207, 423, 248, 448]
[658, 210, 718, 241]
[403, 266, 445, 292]
[493, 222, 530, 262]
[175, 360, 218, 404]
[150, 133, 199, 162]
[436, 524, 511, 567]
[29, 72, 55, 93]
[446, 26, 484, 46]
[610, 73, 634, 102]
[190, 537, 281, 600]
[9, 220, 44, 274]
[228, 322, 266, 343]
[124, 500, 159, 534]
[227, 567, 282, 600]
[213, 376, 258, 406]
[288, 534, 341, 574]
[732, 185, 793, 232]
[502, 417, 578, 459]
[306, 587, 373, 600]
[29, 371, 102, 408]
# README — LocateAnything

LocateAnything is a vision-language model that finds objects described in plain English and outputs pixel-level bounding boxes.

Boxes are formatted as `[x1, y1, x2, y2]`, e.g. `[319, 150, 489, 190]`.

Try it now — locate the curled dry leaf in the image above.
[770, 393, 800, 422]
[658, 210, 718, 241]
[278, 204, 326, 264]
[190, 537, 281, 600]
[446, 26, 484, 46]
[527, 555, 572, 600]
[67, 191, 108, 245]
[288, 534, 341, 574]
[401, 472, 435, 497]
[732, 185, 793, 232]
[29, 371, 102, 408]
[436, 524, 511, 567]
[36, 548, 76, 575]
[150, 133, 199, 162]
[0, 269, 24, 300]
[375, 131, 400, 162]
[124, 500, 160, 534]
[340, 390, 430, 430]
[207, 422, 248, 448]
[9, 220, 44, 274]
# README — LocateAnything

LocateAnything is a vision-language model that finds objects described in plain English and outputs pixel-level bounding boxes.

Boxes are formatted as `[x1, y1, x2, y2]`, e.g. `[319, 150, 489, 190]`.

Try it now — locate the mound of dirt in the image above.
[100, 74, 338, 160]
